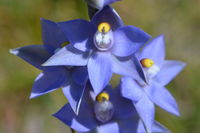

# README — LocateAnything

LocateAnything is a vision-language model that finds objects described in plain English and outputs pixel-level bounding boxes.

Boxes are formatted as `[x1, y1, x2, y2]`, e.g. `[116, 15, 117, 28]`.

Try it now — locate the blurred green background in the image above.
[0, 0, 199, 133]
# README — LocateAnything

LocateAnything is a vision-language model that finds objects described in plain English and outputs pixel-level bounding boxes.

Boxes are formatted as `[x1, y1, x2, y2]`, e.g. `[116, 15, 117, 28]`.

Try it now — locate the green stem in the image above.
[71, 128, 76, 133]
[87, 4, 99, 19]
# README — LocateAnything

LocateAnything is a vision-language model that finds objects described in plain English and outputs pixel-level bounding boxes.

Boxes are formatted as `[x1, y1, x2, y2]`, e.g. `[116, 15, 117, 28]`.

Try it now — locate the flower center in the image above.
[94, 92, 114, 123]
[94, 22, 114, 51]
[96, 92, 110, 102]
[140, 58, 154, 68]
[146, 65, 160, 79]
[98, 22, 111, 33]
[140, 58, 160, 79]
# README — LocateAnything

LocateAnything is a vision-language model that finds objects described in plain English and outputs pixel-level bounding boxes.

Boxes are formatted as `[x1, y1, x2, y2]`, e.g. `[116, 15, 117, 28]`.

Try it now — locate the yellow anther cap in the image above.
[96, 92, 110, 102]
[98, 22, 111, 33]
[140, 58, 154, 68]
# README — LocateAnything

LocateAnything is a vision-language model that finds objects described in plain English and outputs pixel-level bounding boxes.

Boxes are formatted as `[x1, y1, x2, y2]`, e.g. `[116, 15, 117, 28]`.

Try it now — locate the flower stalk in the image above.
[87, 4, 98, 19]
[71, 128, 76, 133]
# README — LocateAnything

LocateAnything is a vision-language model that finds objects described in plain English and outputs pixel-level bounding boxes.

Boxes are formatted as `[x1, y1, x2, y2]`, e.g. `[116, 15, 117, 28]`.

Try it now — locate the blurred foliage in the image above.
[0, 0, 199, 133]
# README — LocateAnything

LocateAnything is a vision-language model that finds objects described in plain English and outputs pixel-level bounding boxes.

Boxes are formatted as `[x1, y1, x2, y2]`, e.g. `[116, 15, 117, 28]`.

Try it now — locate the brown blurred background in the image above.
[0, 0, 199, 133]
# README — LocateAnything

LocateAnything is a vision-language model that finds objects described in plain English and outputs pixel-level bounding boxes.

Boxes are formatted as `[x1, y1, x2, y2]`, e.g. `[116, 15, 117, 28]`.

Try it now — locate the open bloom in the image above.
[85, 0, 121, 9]
[121, 35, 186, 133]
[10, 18, 88, 114]
[54, 85, 170, 133]
[43, 6, 151, 94]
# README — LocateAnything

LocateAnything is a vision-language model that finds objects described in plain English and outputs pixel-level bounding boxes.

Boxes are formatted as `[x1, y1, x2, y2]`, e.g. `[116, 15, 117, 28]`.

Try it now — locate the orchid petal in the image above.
[92, 6, 123, 30]
[41, 18, 67, 54]
[97, 122, 120, 133]
[72, 67, 88, 86]
[111, 86, 136, 119]
[43, 45, 89, 66]
[152, 121, 171, 133]
[139, 35, 165, 67]
[147, 82, 180, 116]
[57, 19, 96, 46]
[112, 26, 151, 57]
[134, 94, 155, 133]
[53, 104, 97, 132]
[30, 68, 69, 98]
[10, 45, 51, 70]
[121, 77, 143, 102]
[111, 55, 145, 82]
[73, 39, 93, 52]
[88, 52, 112, 94]
[155, 60, 186, 86]
[62, 81, 86, 115]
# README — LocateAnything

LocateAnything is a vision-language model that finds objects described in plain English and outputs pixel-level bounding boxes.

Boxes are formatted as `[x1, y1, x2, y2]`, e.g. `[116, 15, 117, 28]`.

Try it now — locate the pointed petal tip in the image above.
[29, 93, 40, 99]
[75, 109, 79, 116]
[174, 110, 181, 117]
[159, 34, 165, 39]
[154, 34, 165, 42]
[40, 17, 45, 21]
[41, 62, 48, 66]
[177, 112, 181, 117]
[9, 49, 19, 55]
[52, 112, 59, 119]
[40, 17, 53, 23]
[41, 60, 52, 66]
[29, 94, 34, 99]
[93, 87, 102, 95]
[180, 61, 187, 68]
[52, 112, 57, 117]
[52, 109, 61, 118]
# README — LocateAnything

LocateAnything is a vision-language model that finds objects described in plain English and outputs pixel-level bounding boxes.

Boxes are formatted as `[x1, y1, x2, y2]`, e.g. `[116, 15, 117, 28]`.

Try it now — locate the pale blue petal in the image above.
[155, 60, 186, 86]
[139, 35, 165, 67]
[43, 45, 89, 66]
[146, 82, 180, 116]
[73, 39, 93, 52]
[134, 94, 155, 133]
[111, 55, 145, 82]
[112, 26, 151, 57]
[118, 116, 171, 133]
[88, 52, 112, 94]
[62, 81, 86, 115]
[152, 121, 171, 133]
[97, 122, 120, 133]
[121, 77, 143, 102]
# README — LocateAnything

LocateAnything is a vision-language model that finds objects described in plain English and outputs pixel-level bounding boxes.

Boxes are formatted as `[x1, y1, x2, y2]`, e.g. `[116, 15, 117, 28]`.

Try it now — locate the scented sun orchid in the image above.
[121, 35, 186, 133]
[54, 85, 170, 133]
[9, 0, 186, 132]
[43, 6, 151, 95]
[10, 18, 88, 114]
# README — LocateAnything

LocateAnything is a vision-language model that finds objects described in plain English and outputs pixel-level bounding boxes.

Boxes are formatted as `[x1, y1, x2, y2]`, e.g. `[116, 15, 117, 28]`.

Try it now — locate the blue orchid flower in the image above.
[43, 6, 151, 95]
[85, 0, 121, 9]
[54, 85, 170, 133]
[10, 18, 88, 114]
[121, 35, 186, 133]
